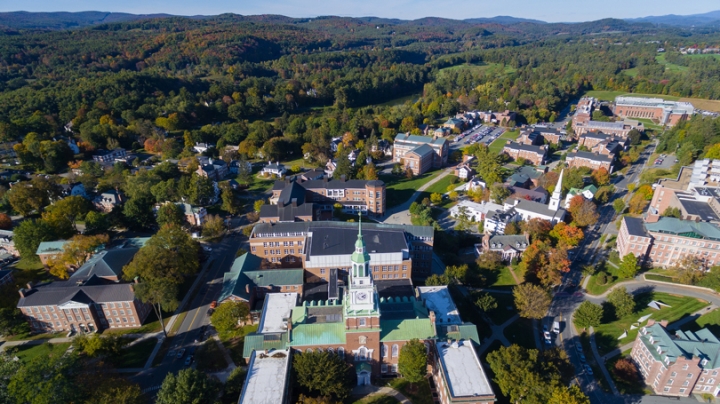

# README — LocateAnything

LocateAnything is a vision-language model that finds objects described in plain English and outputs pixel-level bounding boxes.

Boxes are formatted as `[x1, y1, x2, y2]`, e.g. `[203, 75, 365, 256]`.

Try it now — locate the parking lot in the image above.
[451, 125, 505, 149]
[652, 153, 677, 170]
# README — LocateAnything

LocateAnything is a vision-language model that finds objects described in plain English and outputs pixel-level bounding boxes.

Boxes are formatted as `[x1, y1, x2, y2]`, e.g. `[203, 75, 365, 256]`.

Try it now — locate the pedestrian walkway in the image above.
[477, 314, 519, 354]
[382, 167, 454, 225]
[351, 384, 412, 404]
[589, 327, 620, 396]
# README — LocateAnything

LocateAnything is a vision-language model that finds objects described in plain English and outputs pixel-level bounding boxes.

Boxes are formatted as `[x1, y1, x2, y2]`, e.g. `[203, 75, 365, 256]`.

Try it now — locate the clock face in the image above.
[357, 292, 368, 301]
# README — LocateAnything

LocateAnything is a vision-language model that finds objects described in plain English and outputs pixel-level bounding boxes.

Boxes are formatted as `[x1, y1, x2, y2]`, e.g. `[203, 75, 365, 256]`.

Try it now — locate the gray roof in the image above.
[376, 279, 415, 299]
[278, 181, 307, 207]
[487, 235, 529, 251]
[407, 144, 435, 158]
[293, 178, 384, 191]
[70, 248, 140, 280]
[513, 199, 566, 219]
[640, 323, 720, 369]
[0, 269, 12, 281]
[395, 133, 447, 147]
[309, 227, 408, 256]
[18, 281, 136, 307]
[678, 200, 718, 221]
[645, 217, 720, 241]
[568, 151, 614, 163]
[259, 203, 315, 222]
[503, 142, 546, 155]
[581, 131, 611, 140]
[252, 221, 434, 240]
[623, 217, 648, 237]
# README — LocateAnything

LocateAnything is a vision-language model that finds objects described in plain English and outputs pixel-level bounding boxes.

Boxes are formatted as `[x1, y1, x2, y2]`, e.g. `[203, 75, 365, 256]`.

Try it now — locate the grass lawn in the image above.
[503, 317, 536, 349]
[423, 175, 459, 195]
[634, 118, 664, 131]
[491, 266, 518, 288]
[585, 261, 628, 296]
[488, 130, 519, 155]
[5, 331, 62, 342]
[115, 338, 157, 368]
[12, 342, 70, 363]
[375, 93, 422, 107]
[386, 377, 433, 404]
[195, 340, 228, 372]
[352, 395, 401, 404]
[247, 175, 276, 193]
[592, 292, 709, 356]
[655, 54, 688, 74]
[483, 292, 517, 325]
[380, 170, 442, 209]
[683, 309, 720, 336]
[680, 97, 720, 113]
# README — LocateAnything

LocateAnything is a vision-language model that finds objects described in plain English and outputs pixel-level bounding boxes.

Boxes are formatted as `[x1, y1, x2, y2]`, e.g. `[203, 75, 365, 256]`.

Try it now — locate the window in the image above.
[683, 381, 690, 386]
[359, 318, 366, 327]
[687, 374, 693, 378]
[664, 387, 671, 392]
[671, 372, 677, 377]
[667, 379, 674, 385]
[392, 344, 399, 358]
[382, 345, 388, 357]
[338, 347, 345, 359]
[680, 388, 686, 394]
[320, 269, 326, 274]
[381, 364, 389, 373]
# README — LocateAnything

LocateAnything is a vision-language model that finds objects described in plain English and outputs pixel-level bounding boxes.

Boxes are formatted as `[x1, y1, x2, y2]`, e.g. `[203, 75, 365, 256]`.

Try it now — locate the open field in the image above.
[488, 130, 519, 154]
[423, 174, 458, 195]
[681, 97, 720, 113]
[13, 342, 70, 363]
[380, 170, 442, 209]
[375, 93, 422, 107]
[439, 62, 517, 77]
[655, 54, 688, 74]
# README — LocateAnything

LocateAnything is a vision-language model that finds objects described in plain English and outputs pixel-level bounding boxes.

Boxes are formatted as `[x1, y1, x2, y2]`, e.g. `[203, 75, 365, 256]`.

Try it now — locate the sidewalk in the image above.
[351, 385, 411, 404]
[589, 326, 620, 396]
[382, 167, 454, 225]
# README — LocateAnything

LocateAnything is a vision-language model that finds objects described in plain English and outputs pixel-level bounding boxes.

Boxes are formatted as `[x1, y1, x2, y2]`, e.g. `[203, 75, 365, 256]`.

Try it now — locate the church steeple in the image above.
[347, 212, 376, 312]
[548, 169, 564, 211]
[351, 212, 371, 276]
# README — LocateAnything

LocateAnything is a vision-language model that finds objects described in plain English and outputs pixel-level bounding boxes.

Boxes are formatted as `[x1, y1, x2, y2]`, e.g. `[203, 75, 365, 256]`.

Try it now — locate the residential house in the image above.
[93, 190, 123, 213]
[443, 118, 464, 130]
[631, 320, 720, 397]
[484, 208, 521, 235]
[261, 162, 287, 178]
[479, 110, 516, 125]
[465, 176, 487, 192]
[59, 183, 88, 199]
[476, 233, 529, 262]
[434, 127, 452, 137]
[0, 230, 17, 257]
[196, 157, 228, 181]
[193, 143, 213, 154]
[449, 200, 504, 223]
[177, 203, 208, 227]
[502, 142, 548, 166]
[372, 140, 393, 157]
[566, 151, 615, 173]
[92, 148, 127, 163]
[454, 163, 475, 180]
[564, 185, 598, 208]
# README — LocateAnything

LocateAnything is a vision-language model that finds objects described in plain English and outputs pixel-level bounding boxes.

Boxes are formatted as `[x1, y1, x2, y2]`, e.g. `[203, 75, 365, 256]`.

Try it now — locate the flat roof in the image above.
[417, 286, 461, 325]
[309, 227, 408, 256]
[437, 341, 494, 398]
[239, 349, 291, 404]
[258, 293, 297, 334]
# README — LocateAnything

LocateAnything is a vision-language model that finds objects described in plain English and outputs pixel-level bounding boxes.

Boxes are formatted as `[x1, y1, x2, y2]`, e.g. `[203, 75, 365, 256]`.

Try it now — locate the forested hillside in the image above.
[0, 15, 719, 165]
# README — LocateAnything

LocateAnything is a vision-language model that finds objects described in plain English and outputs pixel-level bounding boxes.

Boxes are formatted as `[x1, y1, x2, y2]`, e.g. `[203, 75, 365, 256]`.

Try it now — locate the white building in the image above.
[484, 208, 521, 235]
[239, 348, 293, 404]
[505, 169, 566, 224]
[193, 143, 213, 154]
[465, 176, 487, 192]
[433, 340, 495, 404]
[564, 184, 598, 208]
[261, 161, 287, 177]
[449, 200, 504, 223]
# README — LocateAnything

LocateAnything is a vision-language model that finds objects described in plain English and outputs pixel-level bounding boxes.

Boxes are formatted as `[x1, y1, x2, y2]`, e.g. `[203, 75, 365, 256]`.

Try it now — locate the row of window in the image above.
[261, 241, 303, 247]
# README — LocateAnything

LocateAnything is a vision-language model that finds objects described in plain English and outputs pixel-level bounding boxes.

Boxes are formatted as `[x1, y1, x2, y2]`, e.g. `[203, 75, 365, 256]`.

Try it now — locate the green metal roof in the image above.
[290, 323, 347, 346]
[380, 318, 436, 342]
[243, 333, 288, 358]
[640, 323, 720, 368]
[437, 323, 480, 345]
[645, 217, 720, 241]
[218, 253, 303, 302]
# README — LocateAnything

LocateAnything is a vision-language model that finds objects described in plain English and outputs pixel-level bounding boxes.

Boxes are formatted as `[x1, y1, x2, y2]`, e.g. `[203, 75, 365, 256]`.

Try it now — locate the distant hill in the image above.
[0, 11, 182, 30]
[464, 16, 546, 25]
[626, 10, 720, 26]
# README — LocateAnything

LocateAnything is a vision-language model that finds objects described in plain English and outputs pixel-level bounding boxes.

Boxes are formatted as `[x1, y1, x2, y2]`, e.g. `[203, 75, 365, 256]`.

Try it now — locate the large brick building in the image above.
[238, 220, 493, 400]
[268, 177, 386, 218]
[566, 150, 615, 173]
[614, 96, 694, 127]
[517, 127, 562, 145]
[631, 320, 720, 397]
[617, 216, 720, 269]
[249, 220, 434, 281]
[502, 142, 548, 166]
[393, 134, 448, 175]
[17, 247, 151, 334]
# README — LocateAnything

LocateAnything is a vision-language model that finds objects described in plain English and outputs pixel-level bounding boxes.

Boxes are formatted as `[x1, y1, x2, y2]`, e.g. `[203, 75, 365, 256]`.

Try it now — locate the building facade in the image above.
[566, 151, 615, 173]
[270, 178, 386, 217]
[614, 96, 694, 127]
[92, 148, 127, 163]
[502, 142, 548, 166]
[393, 134, 448, 170]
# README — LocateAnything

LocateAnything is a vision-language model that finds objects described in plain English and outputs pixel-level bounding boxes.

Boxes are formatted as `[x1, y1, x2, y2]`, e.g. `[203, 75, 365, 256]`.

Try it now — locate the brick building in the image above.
[393, 134, 448, 174]
[617, 216, 720, 269]
[269, 177, 385, 218]
[17, 247, 151, 333]
[502, 142, 548, 166]
[517, 127, 562, 145]
[631, 321, 720, 397]
[572, 119, 643, 137]
[239, 220, 492, 398]
[614, 96, 694, 127]
[250, 219, 434, 282]
[566, 151, 615, 173]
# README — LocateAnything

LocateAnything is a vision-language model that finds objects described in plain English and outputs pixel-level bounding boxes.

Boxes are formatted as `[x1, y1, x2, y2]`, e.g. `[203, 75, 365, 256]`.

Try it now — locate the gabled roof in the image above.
[644, 217, 720, 240]
[623, 217, 649, 237]
[18, 282, 136, 307]
[70, 248, 140, 280]
[640, 323, 720, 368]
[218, 253, 303, 302]
[278, 180, 306, 207]
[503, 142, 546, 155]
[437, 323, 480, 345]
[567, 151, 614, 163]
[407, 144, 435, 158]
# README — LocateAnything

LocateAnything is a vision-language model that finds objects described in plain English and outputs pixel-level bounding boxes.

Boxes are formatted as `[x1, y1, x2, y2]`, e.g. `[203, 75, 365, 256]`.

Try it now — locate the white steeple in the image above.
[548, 169, 564, 211]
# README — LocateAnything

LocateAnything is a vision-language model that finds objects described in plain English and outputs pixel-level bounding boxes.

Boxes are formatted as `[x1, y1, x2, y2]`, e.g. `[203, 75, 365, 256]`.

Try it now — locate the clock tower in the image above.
[347, 212, 376, 312]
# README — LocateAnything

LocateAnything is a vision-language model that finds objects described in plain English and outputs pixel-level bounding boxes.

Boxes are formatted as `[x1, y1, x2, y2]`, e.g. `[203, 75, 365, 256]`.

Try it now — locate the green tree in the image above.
[84, 211, 110, 234]
[486, 344, 557, 404]
[157, 203, 185, 227]
[236, 158, 252, 185]
[617, 253, 640, 279]
[607, 287, 636, 318]
[13, 218, 56, 259]
[0, 352, 21, 403]
[123, 193, 156, 230]
[574, 301, 603, 330]
[210, 301, 250, 333]
[398, 339, 428, 386]
[548, 385, 590, 404]
[0, 307, 30, 337]
[202, 215, 225, 239]
[188, 174, 216, 206]
[491, 184, 510, 204]
[475, 293, 498, 312]
[293, 351, 353, 400]
[513, 283, 551, 319]
[613, 199, 625, 214]
[8, 354, 82, 404]
[222, 367, 247, 403]
[220, 182, 239, 214]
[662, 207, 681, 218]
[155, 368, 220, 404]
[73, 334, 124, 357]
[253, 199, 265, 213]
[430, 193, 443, 205]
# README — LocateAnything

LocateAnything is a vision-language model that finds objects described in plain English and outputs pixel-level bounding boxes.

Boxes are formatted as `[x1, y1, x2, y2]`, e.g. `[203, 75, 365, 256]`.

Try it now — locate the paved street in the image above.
[130, 232, 244, 392]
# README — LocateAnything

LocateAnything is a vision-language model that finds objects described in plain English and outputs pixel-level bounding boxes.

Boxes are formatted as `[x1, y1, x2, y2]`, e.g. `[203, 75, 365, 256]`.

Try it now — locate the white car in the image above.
[203, 246, 212, 252]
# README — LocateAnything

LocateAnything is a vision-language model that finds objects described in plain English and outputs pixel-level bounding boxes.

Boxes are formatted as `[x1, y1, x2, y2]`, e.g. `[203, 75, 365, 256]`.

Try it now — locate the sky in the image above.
[2, 0, 720, 23]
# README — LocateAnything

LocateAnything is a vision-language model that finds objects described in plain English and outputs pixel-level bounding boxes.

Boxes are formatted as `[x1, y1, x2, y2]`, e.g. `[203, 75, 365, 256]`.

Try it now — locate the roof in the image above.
[243, 334, 288, 358]
[645, 217, 720, 241]
[258, 293, 298, 334]
[503, 142, 546, 155]
[252, 221, 434, 240]
[437, 324, 481, 345]
[623, 217, 648, 237]
[278, 181, 306, 207]
[678, 199, 718, 221]
[70, 248, 139, 280]
[417, 286, 461, 325]
[515, 166, 543, 179]
[0, 269, 12, 281]
[407, 144, 435, 158]
[640, 323, 720, 368]
[295, 178, 384, 191]
[308, 227, 408, 257]
[36, 240, 70, 255]
[487, 234, 530, 251]
[567, 151, 614, 163]
[376, 279, 415, 299]
[581, 131, 611, 140]
[18, 282, 135, 307]
[513, 199, 566, 219]
[239, 349, 292, 404]
[436, 340, 494, 399]
[219, 253, 303, 302]
[259, 203, 315, 222]
[290, 322, 347, 346]
[394, 133, 447, 147]
[380, 318, 436, 342]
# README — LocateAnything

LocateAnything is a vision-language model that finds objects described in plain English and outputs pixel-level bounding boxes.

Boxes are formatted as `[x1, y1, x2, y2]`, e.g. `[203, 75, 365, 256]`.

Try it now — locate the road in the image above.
[130, 232, 244, 392]
[541, 141, 707, 404]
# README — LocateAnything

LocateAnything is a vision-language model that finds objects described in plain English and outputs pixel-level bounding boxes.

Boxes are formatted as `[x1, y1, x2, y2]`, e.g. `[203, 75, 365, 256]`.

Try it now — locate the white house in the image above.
[484, 208, 521, 235]
[261, 161, 287, 177]
[504, 169, 567, 224]
[193, 143, 213, 154]
[475, 233, 529, 262]
[449, 200, 504, 223]
[465, 176, 487, 192]
[455, 163, 475, 180]
[564, 184, 598, 208]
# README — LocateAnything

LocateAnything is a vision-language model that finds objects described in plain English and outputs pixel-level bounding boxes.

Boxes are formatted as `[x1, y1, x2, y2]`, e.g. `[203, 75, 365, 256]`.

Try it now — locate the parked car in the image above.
[579, 353, 586, 363]
[176, 348, 185, 359]
[184, 355, 193, 366]
[210, 301, 217, 309]
[585, 365, 594, 376]
[552, 321, 560, 334]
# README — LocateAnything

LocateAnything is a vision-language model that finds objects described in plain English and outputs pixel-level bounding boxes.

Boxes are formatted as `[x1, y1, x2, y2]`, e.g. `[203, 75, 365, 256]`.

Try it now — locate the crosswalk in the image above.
[142, 385, 161, 394]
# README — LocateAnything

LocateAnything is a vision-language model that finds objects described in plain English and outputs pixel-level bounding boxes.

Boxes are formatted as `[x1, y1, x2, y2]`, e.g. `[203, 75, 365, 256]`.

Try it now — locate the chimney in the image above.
[246, 284, 250, 295]
[129, 283, 134, 292]
[340, 175, 346, 182]
[647, 319, 656, 326]
[482, 233, 490, 250]
[18, 288, 25, 298]
[660, 320, 669, 328]
[26, 282, 33, 290]
[429, 310, 436, 325]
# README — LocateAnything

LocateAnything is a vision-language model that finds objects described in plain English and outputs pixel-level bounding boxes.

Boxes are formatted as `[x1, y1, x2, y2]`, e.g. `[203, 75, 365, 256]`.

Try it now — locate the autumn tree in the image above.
[670, 255, 703, 285]
[548, 385, 590, 404]
[613, 358, 640, 384]
[12, 218, 57, 259]
[513, 283, 551, 319]
[628, 192, 649, 214]
[549, 222, 584, 247]
[524, 218, 552, 242]
[613, 198, 626, 214]
[0, 213, 12, 230]
[591, 167, 610, 186]
[567, 195, 599, 227]
[47, 234, 110, 279]
[202, 215, 225, 239]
